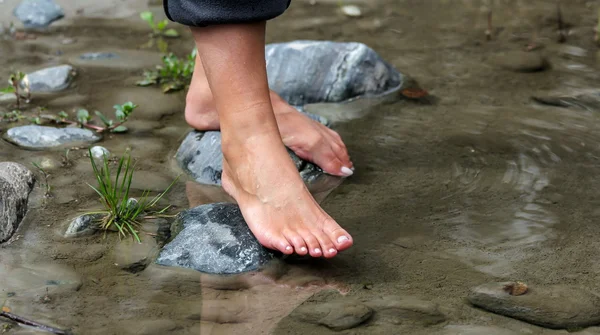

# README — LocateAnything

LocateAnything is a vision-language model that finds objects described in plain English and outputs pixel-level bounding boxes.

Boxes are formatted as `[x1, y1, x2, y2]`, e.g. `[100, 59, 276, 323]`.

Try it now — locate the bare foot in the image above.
[185, 53, 354, 177]
[220, 127, 354, 258]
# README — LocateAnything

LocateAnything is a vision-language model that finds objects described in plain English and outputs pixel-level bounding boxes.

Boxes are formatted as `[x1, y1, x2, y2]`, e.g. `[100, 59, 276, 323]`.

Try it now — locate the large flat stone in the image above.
[4, 125, 101, 150]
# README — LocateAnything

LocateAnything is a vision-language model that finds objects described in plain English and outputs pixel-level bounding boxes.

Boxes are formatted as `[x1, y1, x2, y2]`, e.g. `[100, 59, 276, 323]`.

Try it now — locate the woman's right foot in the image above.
[220, 126, 354, 258]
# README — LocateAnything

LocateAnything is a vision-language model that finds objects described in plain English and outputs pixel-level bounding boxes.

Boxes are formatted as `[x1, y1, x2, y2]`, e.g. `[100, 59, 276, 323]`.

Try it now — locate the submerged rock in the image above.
[291, 301, 372, 331]
[363, 295, 446, 326]
[468, 282, 600, 329]
[266, 40, 403, 106]
[156, 203, 276, 274]
[176, 131, 323, 186]
[0, 162, 34, 243]
[13, 0, 64, 28]
[79, 52, 119, 60]
[490, 51, 549, 73]
[24, 65, 75, 92]
[289, 290, 373, 331]
[532, 89, 600, 109]
[5, 125, 101, 150]
[437, 325, 518, 335]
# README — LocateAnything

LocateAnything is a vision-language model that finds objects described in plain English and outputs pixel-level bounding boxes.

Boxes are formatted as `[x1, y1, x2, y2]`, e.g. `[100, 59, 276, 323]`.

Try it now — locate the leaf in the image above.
[2, 306, 10, 313]
[156, 20, 168, 32]
[0, 86, 15, 94]
[140, 11, 154, 27]
[136, 79, 157, 86]
[77, 109, 90, 124]
[115, 110, 126, 122]
[111, 125, 128, 133]
[95, 111, 113, 127]
[58, 111, 68, 119]
[162, 82, 183, 93]
[163, 29, 179, 37]
[30, 117, 41, 125]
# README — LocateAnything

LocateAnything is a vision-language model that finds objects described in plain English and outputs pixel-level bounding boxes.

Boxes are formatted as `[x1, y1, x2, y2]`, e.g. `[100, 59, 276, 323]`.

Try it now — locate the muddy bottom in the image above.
[2, 0, 600, 334]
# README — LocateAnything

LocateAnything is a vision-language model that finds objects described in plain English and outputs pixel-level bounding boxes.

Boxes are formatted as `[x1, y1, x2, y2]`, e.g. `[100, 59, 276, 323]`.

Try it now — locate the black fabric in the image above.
[164, 0, 291, 27]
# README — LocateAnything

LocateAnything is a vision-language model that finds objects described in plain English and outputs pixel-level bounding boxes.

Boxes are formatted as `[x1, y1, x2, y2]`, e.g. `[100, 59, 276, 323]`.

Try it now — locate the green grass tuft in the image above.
[85, 149, 179, 242]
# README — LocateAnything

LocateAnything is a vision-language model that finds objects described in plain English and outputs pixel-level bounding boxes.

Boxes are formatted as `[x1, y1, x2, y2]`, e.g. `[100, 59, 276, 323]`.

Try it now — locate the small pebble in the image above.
[90, 146, 110, 160]
[341, 5, 362, 17]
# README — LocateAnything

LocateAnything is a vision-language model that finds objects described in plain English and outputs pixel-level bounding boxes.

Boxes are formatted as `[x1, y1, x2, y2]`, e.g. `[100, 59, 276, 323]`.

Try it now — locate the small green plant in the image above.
[48, 102, 138, 133]
[1, 71, 30, 109]
[140, 11, 179, 53]
[137, 50, 196, 93]
[85, 149, 179, 242]
[2, 110, 25, 122]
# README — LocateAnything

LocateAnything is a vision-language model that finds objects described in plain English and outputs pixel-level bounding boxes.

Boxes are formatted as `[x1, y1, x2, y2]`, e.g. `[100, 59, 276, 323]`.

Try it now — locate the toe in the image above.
[300, 231, 323, 257]
[284, 230, 308, 256]
[260, 233, 294, 255]
[322, 218, 353, 251]
[312, 229, 338, 259]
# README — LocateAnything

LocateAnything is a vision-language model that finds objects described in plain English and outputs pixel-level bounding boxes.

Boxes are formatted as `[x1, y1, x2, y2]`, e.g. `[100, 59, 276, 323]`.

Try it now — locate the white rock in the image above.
[341, 5, 362, 17]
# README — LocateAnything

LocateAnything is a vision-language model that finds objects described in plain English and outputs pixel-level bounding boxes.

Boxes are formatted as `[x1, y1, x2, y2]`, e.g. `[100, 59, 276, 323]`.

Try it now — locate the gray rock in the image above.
[79, 52, 119, 60]
[468, 282, 600, 329]
[176, 131, 323, 186]
[265, 41, 403, 106]
[0, 162, 34, 243]
[5, 125, 101, 150]
[24, 65, 75, 92]
[13, 0, 64, 28]
[437, 325, 518, 335]
[490, 51, 549, 73]
[64, 214, 103, 238]
[363, 296, 446, 326]
[156, 203, 276, 274]
[290, 294, 373, 331]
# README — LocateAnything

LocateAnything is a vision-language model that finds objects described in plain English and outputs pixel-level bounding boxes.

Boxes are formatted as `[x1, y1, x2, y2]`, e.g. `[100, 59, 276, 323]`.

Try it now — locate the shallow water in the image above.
[3, 0, 600, 334]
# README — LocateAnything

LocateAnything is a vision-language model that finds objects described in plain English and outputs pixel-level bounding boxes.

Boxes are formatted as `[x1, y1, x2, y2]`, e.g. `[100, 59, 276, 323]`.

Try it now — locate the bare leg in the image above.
[191, 22, 353, 257]
[185, 46, 354, 177]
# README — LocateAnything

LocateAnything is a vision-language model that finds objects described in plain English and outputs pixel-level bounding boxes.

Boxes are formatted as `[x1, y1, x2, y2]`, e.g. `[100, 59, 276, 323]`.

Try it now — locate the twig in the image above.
[557, 0, 566, 43]
[0, 311, 71, 335]
[485, 0, 493, 41]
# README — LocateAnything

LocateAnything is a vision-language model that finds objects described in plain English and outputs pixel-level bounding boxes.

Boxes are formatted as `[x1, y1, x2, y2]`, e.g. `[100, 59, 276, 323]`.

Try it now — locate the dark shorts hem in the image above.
[164, 0, 291, 27]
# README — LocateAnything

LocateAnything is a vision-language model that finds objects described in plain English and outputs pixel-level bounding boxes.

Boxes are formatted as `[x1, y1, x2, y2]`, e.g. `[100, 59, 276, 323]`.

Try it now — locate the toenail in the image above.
[337, 236, 349, 243]
[314, 248, 322, 254]
[286, 246, 293, 251]
[341, 166, 354, 176]
[300, 247, 307, 253]
[328, 248, 336, 254]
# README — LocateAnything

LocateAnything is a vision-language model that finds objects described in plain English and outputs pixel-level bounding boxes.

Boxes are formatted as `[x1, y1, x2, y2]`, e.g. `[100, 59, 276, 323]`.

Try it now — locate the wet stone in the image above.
[13, 0, 64, 29]
[0, 162, 34, 243]
[4, 125, 101, 150]
[156, 203, 277, 274]
[24, 65, 75, 92]
[290, 291, 373, 331]
[468, 282, 600, 329]
[176, 131, 323, 186]
[112, 237, 159, 273]
[490, 51, 549, 73]
[90, 145, 110, 161]
[64, 213, 103, 238]
[266, 41, 403, 106]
